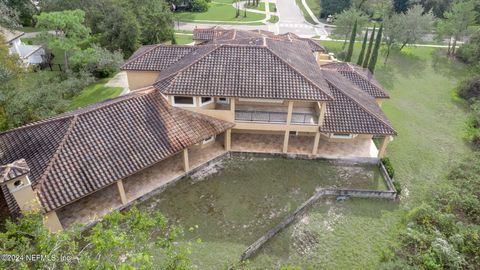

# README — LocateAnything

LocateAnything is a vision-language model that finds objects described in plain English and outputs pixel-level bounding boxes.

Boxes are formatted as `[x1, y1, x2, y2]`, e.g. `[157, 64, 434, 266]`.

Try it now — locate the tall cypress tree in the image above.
[362, 25, 376, 68]
[357, 29, 368, 66]
[345, 20, 357, 62]
[368, 24, 383, 73]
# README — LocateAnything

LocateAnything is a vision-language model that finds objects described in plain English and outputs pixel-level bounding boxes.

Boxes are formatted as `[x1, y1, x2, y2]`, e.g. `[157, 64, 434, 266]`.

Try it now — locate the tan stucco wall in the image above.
[126, 71, 160, 90]
[44, 211, 63, 232]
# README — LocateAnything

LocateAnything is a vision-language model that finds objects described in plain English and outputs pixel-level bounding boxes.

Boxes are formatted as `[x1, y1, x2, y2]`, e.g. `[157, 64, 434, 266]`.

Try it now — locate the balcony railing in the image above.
[235, 110, 318, 125]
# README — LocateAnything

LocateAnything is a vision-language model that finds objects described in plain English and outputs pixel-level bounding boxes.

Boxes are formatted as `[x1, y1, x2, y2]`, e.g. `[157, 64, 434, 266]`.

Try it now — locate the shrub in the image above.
[191, 0, 209, 12]
[381, 157, 395, 178]
[393, 180, 402, 195]
[457, 31, 480, 65]
[70, 45, 124, 78]
[458, 76, 480, 102]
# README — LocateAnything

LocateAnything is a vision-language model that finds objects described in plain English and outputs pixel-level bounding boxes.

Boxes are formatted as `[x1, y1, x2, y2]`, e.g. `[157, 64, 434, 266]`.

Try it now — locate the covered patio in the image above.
[57, 140, 227, 227]
[230, 132, 380, 158]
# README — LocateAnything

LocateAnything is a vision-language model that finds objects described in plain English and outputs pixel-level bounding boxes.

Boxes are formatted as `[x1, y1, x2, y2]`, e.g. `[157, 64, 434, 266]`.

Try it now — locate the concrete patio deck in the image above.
[57, 141, 226, 227]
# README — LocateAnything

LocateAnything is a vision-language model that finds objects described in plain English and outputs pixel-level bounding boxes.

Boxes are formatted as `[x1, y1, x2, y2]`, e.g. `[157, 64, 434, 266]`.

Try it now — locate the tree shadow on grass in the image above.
[384, 48, 427, 80]
[430, 50, 472, 80]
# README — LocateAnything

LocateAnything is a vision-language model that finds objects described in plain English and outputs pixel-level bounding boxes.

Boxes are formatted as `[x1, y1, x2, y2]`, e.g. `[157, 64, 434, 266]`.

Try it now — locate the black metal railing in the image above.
[235, 110, 318, 125]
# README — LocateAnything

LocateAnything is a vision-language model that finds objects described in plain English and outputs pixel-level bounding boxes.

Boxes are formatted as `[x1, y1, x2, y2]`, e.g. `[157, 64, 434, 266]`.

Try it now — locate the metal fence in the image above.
[235, 110, 318, 125]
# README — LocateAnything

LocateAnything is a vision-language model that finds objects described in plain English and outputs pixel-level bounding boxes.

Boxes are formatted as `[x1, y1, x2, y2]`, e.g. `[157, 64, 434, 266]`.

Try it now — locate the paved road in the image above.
[275, 0, 327, 37]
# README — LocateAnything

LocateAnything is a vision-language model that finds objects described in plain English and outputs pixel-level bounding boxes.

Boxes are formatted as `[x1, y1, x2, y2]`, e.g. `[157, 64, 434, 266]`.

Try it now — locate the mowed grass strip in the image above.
[175, 0, 265, 22]
[68, 78, 122, 110]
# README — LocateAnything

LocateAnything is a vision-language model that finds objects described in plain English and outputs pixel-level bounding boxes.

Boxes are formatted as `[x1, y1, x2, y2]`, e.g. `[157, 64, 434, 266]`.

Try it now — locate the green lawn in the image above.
[175, 0, 265, 23]
[269, 2, 277, 12]
[305, 0, 320, 19]
[174, 33, 193, 45]
[246, 2, 265, 11]
[67, 78, 122, 110]
[268, 15, 279, 23]
[295, 0, 316, 24]
[252, 42, 473, 268]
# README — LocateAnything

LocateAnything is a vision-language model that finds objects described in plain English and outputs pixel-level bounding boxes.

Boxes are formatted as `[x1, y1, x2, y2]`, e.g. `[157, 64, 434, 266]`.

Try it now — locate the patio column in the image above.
[283, 130, 290, 153]
[378, 135, 391, 158]
[286, 101, 294, 125]
[318, 102, 327, 126]
[43, 211, 63, 232]
[116, 179, 127, 205]
[224, 129, 232, 151]
[183, 148, 190, 172]
[312, 132, 321, 155]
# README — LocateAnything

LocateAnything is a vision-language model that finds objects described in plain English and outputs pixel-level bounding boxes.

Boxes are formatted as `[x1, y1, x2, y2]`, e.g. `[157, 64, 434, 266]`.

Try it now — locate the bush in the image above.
[70, 45, 124, 78]
[458, 76, 480, 102]
[393, 180, 402, 195]
[457, 31, 480, 66]
[191, 0, 209, 12]
[381, 157, 395, 178]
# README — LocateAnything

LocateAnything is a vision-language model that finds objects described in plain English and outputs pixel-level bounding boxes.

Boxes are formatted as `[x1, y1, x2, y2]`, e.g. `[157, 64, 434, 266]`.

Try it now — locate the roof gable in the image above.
[121, 45, 197, 71]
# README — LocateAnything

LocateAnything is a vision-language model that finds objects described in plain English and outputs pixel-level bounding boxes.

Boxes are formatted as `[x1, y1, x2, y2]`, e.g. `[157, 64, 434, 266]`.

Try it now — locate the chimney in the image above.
[0, 159, 41, 212]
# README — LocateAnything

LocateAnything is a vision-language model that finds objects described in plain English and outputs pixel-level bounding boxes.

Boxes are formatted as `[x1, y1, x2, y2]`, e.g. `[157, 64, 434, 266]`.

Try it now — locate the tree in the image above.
[5, 0, 38, 26]
[70, 44, 124, 78]
[414, 0, 454, 18]
[367, 0, 394, 19]
[0, 1, 19, 28]
[397, 5, 434, 50]
[440, 0, 476, 56]
[393, 0, 409, 13]
[345, 20, 358, 62]
[457, 30, 480, 66]
[333, 8, 368, 48]
[35, 10, 91, 70]
[357, 28, 368, 65]
[0, 208, 192, 269]
[363, 25, 375, 68]
[368, 23, 383, 73]
[383, 12, 403, 63]
[320, 0, 352, 17]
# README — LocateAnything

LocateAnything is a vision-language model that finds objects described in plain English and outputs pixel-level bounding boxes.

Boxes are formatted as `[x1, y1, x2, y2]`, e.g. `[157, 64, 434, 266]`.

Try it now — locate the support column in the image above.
[224, 129, 232, 151]
[116, 179, 127, 205]
[286, 101, 294, 125]
[312, 132, 321, 155]
[378, 136, 391, 158]
[283, 130, 290, 153]
[318, 102, 326, 126]
[43, 211, 63, 232]
[183, 148, 190, 172]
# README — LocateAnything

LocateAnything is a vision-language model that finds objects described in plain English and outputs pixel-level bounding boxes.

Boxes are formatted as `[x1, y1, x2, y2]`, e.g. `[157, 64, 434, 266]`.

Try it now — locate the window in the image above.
[217, 97, 230, 104]
[331, 133, 353, 139]
[238, 98, 283, 104]
[173, 96, 195, 107]
[203, 136, 215, 144]
[200, 97, 213, 106]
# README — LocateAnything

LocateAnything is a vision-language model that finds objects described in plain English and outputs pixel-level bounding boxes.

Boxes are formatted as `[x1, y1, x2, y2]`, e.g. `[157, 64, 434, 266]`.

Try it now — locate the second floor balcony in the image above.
[235, 105, 319, 125]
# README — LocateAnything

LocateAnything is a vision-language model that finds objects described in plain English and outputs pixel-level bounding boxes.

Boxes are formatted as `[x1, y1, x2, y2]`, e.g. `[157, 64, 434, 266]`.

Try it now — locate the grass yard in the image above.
[175, 0, 265, 23]
[174, 33, 194, 45]
[295, 0, 316, 24]
[269, 2, 277, 12]
[67, 78, 122, 110]
[255, 41, 473, 268]
[305, 0, 320, 19]
[246, 2, 265, 11]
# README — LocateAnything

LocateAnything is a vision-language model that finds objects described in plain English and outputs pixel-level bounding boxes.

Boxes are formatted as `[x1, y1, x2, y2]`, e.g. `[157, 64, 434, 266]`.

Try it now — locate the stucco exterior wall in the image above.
[126, 71, 160, 90]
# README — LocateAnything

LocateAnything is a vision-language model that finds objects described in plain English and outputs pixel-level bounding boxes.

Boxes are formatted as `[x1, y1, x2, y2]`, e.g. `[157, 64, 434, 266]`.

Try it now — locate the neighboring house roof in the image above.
[322, 62, 389, 98]
[192, 27, 326, 52]
[0, 88, 233, 214]
[321, 70, 396, 135]
[0, 27, 24, 43]
[121, 45, 197, 71]
[152, 39, 333, 101]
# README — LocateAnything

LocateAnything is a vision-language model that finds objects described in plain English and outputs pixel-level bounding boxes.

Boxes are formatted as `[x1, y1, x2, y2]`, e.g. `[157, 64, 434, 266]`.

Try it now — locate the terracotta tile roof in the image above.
[153, 41, 333, 101]
[321, 70, 396, 135]
[0, 159, 30, 184]
[322, 62, 389, 98]
[193, 28, 326, 52]
[0, 88, 233, 214]
[121, 45, 197, 71]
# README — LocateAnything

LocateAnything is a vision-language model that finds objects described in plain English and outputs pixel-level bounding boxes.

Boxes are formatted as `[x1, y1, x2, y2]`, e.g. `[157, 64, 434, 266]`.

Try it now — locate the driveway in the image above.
[275, 0, 328, 37]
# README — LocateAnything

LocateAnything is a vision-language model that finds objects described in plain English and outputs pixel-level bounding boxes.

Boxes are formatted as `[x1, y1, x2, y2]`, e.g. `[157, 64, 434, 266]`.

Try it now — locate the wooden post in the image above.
[312, 132, 321, 155]
[183, 148, 190, 172]
[283, 130, 290, 153]
[117, 180, 127, 205]
[378, 136, 391, 158]
[225, 129, 232, 151]
[286, 101, 294, 125]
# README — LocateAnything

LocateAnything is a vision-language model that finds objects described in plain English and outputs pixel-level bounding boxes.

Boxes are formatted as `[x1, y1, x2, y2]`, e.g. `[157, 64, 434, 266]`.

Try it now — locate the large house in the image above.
[0, 28, 396, 231]
[1, 27, 45, 66]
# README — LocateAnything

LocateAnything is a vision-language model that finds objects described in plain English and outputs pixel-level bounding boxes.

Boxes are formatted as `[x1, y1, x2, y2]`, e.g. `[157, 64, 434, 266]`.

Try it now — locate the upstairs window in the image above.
[173, 96, 195, 107]
[200, 97, 213, 106]
[217, 97, 230, 104]
[331, 133, 353, 139]
[203, 136, 215, 144]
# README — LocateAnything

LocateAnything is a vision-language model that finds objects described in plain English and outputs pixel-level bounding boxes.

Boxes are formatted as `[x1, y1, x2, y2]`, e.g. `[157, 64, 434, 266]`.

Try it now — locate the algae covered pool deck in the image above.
[135, 156, 393, 268]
